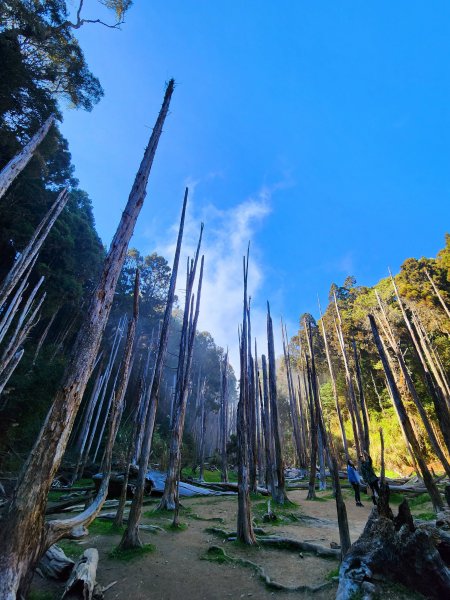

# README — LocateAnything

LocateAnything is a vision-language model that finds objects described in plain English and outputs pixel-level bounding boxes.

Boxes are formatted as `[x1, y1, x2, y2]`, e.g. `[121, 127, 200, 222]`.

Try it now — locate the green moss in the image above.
[415, 511, 435, 521]
[73, 478, 92, 488]
[326, 566, 340, 581]
[108, 543, 156, 561]
[88, 519, 124, 535]
[201, 545, 234, 564]
[57, 540, 83, 559]
[47, 490, 64, 502]
[188, 513, 224, 523]
[164, 522, 188, 532]
[409, 494, 431, 508]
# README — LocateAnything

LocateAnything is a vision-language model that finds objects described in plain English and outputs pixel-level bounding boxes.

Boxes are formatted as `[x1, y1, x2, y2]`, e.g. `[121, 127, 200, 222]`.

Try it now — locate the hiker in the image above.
[360, 450, 380, 505]
[347, 459, 363, 507]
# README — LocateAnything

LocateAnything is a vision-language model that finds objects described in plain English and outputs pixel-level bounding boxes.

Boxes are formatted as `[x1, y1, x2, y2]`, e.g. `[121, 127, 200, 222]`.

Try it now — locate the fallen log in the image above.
[336, 502, 450, 600]
[37, 545, 74, 580]
[45, 496, 92, 515]
[62, 548, 99, 600]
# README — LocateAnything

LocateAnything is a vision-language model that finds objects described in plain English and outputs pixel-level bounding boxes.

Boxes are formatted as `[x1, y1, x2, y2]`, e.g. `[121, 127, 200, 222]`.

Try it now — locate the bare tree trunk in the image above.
[390, 273, 450, 453]
[425, 269, 450, 321]
[0, 81, 174, 599]
[352, 339, 370, 452]
[220, 350, 229, 482]
[255, 343, 266, 484]
[198, 380, 207, 482]
[327, 433, 351, 557]
[319, 306, 349, 460]
[281, 321, 304, 469]
[236, 253, 256, 544]
[159, 236, 204, 510]
[0, 115, 55, 200]
[260, 355, 274, 494]
[31, 309, 58, 366]
[246, 304, 258, 493]
[120, 187, 187, 549]
[375, 291, 450, 478]
[267, 303, 288, 504]
[0, 189, 69, 310]
[368, 314, 444, 511]
[334, 296, 365, 454]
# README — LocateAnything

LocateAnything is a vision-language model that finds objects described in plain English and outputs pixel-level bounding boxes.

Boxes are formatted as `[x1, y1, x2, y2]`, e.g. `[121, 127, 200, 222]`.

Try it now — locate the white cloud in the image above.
[154, 184, 276, 373]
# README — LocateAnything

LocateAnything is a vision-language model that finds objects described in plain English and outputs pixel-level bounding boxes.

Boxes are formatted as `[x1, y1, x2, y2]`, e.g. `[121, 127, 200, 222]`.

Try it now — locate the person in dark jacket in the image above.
[360, 450, 380, 505]
[347, 459, 363, 506]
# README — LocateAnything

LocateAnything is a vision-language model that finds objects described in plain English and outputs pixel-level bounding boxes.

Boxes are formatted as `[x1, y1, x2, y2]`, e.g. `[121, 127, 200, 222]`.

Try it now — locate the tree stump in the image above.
[37, 545, 74, 580]
[337, 502, 450, 600]
[62, 548, 99, 600]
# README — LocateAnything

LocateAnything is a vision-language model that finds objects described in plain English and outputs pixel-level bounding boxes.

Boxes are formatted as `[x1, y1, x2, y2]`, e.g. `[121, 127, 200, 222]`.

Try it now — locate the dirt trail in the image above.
[32, 487, 413, 600]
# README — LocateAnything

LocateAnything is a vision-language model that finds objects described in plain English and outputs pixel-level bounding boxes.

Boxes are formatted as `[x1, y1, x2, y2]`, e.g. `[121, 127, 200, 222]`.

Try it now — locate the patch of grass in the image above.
[88, 519, 124, 535]
[201, 545, 233, 564]
[388, 493, 404, 505]
[73, 478, 92, 488]
[47, 490, 64, 502]
[409, 494, 431, 508]
[108, 543, 155, 561]
[164, 522, 188, 532]
[325, 566, 340, 581]
[415, 511, 435, 521]
[182, 467, 238, 483]
[57, 539, 83, 559]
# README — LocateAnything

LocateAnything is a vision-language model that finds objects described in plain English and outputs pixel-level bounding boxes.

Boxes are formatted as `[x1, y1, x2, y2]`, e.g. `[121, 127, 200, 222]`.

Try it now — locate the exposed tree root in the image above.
[202, 546, 334, 593]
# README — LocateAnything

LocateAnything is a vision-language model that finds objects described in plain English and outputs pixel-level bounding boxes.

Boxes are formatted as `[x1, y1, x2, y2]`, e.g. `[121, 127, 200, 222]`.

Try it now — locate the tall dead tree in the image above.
[198, 378, 207, 482]
[368, 314, 444, 511]
[0, 189, 69, 310]
[281, 321, 305, 468]
[425, 269, 450, 321]
[375, 291, 450, 478]
[0, 114, 55, 200]
[267, 302, 288, 504]
[236, 252, 256, 544]
[0, 80, 174, 599]
[255, 342, 266, 484]
[334, 295, 365, 454]
[247, 301, 258, 493]
[351, 339, 370, 452]
[220, 350, 229, 482]
[120, 188, 188, 549]
[260, 354, 274, 494]
[390, 273, 450, 454]
[318, 301, 349, 460]
[159, 234, 205, 511]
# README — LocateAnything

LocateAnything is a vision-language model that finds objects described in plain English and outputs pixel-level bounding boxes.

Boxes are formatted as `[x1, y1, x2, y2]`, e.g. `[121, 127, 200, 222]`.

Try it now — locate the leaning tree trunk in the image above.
[425, 269, 450, 322]
[368, 314, 444, 511]
[0, 114, 55, 200]
[0, 188, 69, 310]
[352, 339, 370, 452]
[0, 80, 174, 599]
[120, 187, 187, 549]
[282, 321, 304, 469]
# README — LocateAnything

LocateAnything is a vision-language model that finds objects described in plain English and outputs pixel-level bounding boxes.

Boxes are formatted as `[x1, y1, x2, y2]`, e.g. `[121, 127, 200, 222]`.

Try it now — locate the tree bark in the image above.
[220, 350, 229, 482]
[0, 115, 55, 200]
[368, 314, 444, 511]
[120, 185, 187, 549]
[0, 81, 174, 599]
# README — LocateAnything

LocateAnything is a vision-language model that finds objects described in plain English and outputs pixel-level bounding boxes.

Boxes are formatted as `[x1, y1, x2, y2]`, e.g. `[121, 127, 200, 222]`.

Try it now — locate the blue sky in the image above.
[61, 1, 450, 368]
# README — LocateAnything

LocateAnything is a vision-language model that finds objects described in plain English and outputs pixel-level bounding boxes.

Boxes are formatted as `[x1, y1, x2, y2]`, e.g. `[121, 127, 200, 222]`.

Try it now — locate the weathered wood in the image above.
[120, 187, 187, 549]
[336, 504, 450, 600]
[220, 350, 229, 482]
[37, 545, 74, 581]
[267, 303, 288, 505]
[236, 251, 256, 544]
[0, 115, 55, 200]
[62, 548, 99, 600]
[0, 81, 174, 599]
[368, 313, 444, 511]
[0, 189, 68, 311]
[425, 269, 450, 321]
[351, 339, 370, 452]
[159, 228, 204, 510]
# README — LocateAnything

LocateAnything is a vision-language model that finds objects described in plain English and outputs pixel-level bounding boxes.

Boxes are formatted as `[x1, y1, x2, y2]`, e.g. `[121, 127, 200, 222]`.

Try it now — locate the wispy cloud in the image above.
[154, 183, 276, 372]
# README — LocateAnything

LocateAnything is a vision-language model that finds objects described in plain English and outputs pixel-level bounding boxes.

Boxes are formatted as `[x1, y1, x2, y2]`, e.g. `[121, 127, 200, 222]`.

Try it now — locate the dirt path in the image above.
[32, 487, 416, 599]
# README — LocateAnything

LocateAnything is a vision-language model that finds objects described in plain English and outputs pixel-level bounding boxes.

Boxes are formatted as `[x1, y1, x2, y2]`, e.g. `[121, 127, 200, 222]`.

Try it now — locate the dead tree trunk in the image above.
[0, 189, 69, 310]
[282, 321, 304, 469]
[328, 433, 351, 558]
[368, 314, 444, 511]
[376, 291, 450, 478]
[255, 342, 266, 484]
[334, 295, 365, 454]
[220, 350, 229, 483]
[31, 309, 58, 366]
[260, 354, 274, 495]
[425, 269, 450, 321]
[236, 252, 256, 544]
[0, 115, 55, 200]
[159, 234, 204, 510]
[319, 304, 349, 460]
[305, 356, 318, 500]
[352, 339, 370, 452]
[390, 273, 450, 454]
[267, 303, 288, 504]
[120, 187, 187, 549]
[0, 81, 174, 599]
[198, 379, 207, 482]
[247, 303, 258, 493]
